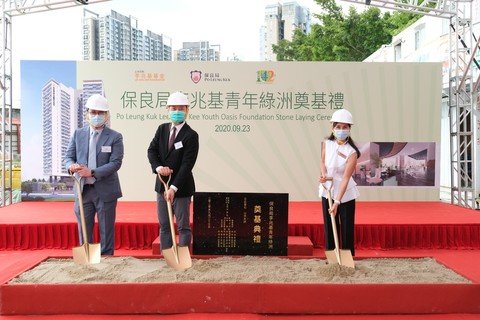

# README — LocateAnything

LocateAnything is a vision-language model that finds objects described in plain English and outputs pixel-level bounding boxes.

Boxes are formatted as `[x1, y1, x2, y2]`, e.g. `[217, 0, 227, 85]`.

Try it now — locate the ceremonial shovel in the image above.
[71, 174, 101, 265]
[321, 178, 355, 268]
[159, 174, 192, 270]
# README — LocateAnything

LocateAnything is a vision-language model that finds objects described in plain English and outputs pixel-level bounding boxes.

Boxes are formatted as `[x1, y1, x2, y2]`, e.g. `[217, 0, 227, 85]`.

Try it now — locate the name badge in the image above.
[101, 146, 112, 153]
[337, 151, 347, 159]
[174, 141, 183, 150]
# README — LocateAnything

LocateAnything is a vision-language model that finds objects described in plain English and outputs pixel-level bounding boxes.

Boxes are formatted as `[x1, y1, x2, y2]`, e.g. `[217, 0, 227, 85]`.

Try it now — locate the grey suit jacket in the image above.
[64, 125, 124, 202]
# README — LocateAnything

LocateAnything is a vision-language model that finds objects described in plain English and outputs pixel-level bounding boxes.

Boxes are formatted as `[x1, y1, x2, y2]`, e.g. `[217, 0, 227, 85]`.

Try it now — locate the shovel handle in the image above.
[166, 199, 179, 264]
[320, 176, 333, 190]
[322, 177, 342, 264]
[158, 174, 179, 264]
[320, 176, 334, 208]
[71, 174, 89, 245]
[158, 174, 171, 192]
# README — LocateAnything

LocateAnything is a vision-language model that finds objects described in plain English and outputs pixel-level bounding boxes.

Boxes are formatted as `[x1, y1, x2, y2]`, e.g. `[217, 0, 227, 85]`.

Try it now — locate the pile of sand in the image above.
[8, 256, 470, 284]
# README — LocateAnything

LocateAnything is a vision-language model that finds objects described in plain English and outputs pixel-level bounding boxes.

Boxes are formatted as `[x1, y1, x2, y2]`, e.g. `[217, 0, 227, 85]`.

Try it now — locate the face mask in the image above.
[170, 110, 186, 124]
[89, 114, 106, 127]
[333, 129, 350, 141]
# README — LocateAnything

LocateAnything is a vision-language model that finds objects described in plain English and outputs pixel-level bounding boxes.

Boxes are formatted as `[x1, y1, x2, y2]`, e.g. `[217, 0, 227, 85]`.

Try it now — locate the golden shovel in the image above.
[159, 174, 192, 271]
[72, 174, 101, 265]
[322, 178, 355, 269]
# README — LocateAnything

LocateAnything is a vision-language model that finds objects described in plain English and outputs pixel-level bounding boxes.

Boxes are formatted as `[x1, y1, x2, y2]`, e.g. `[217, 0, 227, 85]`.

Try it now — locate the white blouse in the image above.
[319, 139, 359, 203]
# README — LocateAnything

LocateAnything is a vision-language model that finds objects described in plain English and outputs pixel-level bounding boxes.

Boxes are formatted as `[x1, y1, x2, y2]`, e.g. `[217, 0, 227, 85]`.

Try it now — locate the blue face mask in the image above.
[89, 114, 106, 127]
[333, 129, 350, 141]
[170, 110, 186, 124]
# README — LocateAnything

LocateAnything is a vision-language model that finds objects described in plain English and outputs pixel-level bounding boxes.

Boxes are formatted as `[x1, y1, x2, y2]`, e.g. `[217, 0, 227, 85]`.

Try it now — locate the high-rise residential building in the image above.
[82, 9, 172, 61]
[282, 2, 310, 41]
[42, 80, 77, 180]
[145, 31, 172, 61]
[261, 1, 311, 61]
[259, 25, 267, 61]
[175, 41, 220, 61]
[263, 3, 283, 61]
[41, 79, 105, 181]
[83, 10, 99, 60]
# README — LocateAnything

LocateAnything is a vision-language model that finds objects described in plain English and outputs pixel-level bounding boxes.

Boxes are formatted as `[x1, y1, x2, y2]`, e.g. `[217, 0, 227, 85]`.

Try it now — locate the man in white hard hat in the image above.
[64, 94, 124, 255]
[147, 91, 199, 251]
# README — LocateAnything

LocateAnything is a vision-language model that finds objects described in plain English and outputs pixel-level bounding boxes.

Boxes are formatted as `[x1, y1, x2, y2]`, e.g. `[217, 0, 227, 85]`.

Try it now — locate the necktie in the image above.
[168, 126, 176, 151]
[87, 131, 99, 184]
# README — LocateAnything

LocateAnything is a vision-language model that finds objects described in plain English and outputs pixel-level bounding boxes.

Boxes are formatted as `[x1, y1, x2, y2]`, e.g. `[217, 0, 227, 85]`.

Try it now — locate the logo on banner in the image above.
[256, 70, 275, 83]
[190, 70, 202, 84]
[134, 70, 165, 81]
[204, 72, 231, 82]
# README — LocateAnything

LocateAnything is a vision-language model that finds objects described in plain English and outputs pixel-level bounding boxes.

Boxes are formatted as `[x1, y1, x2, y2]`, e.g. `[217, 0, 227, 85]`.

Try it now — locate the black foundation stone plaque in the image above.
[193, 192, 288, 256]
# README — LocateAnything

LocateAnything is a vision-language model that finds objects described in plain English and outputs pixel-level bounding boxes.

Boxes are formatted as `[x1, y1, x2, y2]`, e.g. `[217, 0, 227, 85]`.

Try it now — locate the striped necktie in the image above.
[86, 130, 99, 184]
[168, 126, 176, 151]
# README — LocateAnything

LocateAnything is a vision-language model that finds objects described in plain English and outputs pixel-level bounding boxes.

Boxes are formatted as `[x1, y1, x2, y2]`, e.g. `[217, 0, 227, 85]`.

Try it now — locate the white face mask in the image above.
[89, 114, 106, 127]
[333, 129, 350, 141]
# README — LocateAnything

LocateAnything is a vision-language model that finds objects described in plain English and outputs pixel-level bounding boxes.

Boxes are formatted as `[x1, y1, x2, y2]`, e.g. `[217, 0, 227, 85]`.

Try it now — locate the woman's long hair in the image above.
[327, 123, 361, 158]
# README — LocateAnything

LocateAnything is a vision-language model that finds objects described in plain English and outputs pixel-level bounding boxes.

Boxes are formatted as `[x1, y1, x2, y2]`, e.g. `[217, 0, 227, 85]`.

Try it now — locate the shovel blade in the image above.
[72, 243, 101, 265]
[339, 249, 355, 268]
[162, 246, 192, 271]
[325, 249, 355, 268]
[325, 250, 339, 265]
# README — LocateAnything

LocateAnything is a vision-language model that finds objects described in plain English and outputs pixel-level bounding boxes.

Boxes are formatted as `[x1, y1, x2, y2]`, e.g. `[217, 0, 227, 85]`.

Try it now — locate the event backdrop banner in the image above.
[21, 61, 442, 201]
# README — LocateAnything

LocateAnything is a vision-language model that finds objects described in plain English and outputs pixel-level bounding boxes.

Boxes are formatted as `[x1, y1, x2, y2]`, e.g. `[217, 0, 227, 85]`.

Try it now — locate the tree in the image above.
[41, 183, 51, 192]
[56, 183, 67, 191]
[21, 181, 33, 195]
[273, 0, 421, 61]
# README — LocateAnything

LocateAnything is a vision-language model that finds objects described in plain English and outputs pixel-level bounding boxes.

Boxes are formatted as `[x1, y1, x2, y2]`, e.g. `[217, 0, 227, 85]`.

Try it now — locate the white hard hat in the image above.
[86, 94, 109, 111]
[167, 91, 189, 106]
[330, 109, 353, 125]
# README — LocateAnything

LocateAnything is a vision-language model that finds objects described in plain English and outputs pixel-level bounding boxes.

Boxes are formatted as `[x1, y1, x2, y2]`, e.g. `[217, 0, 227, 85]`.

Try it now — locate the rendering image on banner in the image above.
[354, 142, 436, 187]
[21, 60, 110, 201]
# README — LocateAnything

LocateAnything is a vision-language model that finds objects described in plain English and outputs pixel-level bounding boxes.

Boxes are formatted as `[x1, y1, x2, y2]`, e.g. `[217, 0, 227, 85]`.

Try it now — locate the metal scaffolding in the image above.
[341, 0, 455, 17]
[0, 0, 110, 207]
[448, 0, 478, 209]
[341, 0, 479, 209]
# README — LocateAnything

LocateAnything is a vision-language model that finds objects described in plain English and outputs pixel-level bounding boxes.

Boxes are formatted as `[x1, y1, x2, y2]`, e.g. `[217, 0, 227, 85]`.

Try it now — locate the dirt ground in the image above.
[8, 256, 471, 284]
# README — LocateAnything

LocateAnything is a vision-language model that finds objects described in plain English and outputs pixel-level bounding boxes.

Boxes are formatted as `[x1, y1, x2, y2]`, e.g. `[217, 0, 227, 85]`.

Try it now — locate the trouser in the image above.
[74, 184, 117, 255]
[321, 197, 356, 256]
[156, 193, 192, 250]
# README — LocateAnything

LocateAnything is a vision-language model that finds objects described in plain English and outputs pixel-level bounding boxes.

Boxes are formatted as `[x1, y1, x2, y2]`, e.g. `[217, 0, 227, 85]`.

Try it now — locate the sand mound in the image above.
[8, 256, 471, 284]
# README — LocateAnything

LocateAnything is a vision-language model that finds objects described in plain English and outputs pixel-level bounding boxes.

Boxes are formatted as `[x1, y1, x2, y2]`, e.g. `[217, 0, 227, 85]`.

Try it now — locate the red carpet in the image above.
[1, 201, 480, 251]
[2, 281, 478, 315]
[2, 200, 480, 317]
[1, 315, 480, 320]
[1, 249, 480, 316]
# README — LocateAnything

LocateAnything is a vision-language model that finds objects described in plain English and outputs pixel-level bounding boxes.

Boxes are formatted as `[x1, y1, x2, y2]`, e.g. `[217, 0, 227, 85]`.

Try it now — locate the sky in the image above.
[11, 0, 332, 104]
[10, 0, 371, 95]
[12, 0, 322, 62]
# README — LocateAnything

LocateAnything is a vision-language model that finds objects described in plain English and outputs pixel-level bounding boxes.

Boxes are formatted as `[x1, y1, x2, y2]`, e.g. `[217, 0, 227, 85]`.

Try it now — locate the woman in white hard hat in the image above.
[319, 108, 360, 256]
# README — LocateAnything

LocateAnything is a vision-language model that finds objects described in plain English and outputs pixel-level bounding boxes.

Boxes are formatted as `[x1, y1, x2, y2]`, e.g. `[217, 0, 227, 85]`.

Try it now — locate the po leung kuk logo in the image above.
[190, 70, 202, 84]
